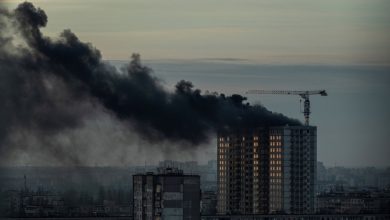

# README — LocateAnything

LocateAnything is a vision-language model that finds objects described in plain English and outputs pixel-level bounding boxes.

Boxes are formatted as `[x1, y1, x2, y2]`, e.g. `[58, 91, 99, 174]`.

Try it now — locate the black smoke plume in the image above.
[0, 2, 300, 163]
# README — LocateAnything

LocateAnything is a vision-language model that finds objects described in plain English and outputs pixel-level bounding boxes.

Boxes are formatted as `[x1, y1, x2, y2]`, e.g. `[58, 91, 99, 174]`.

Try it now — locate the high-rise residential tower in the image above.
[269, 126, 317, 214]
[217, 128, 270, 214]
[217, 126, 317, 215]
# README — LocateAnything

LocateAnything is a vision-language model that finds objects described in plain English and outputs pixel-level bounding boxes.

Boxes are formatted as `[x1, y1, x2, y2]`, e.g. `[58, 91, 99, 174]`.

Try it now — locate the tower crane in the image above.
[246, 90, 327, 126]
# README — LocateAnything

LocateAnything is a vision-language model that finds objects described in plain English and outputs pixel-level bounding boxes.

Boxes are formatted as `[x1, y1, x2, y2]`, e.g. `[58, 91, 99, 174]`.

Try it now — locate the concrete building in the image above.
[269, 126, 317, 214]
[217, 128, 270, 215]
[133, 167, 200, 220]
[217, 126, 317, 215]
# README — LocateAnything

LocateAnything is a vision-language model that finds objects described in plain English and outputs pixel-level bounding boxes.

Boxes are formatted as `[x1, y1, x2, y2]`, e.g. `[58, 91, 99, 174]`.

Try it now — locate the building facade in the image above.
[217, 128, 269, 215]
[217, 126, 317, 215]
[133, 167, 200, 220]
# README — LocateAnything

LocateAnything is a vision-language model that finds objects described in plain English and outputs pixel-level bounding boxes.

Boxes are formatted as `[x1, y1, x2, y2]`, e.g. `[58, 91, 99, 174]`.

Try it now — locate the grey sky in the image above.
[4, 0, 390, 64]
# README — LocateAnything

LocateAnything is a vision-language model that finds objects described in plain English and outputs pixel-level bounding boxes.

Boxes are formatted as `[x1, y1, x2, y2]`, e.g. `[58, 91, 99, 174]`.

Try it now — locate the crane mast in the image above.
[246, 90, 327, 126]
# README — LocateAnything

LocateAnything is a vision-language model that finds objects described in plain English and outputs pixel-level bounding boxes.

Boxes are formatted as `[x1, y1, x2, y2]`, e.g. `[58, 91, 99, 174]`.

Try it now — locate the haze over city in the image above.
[1, 0, 389, 168]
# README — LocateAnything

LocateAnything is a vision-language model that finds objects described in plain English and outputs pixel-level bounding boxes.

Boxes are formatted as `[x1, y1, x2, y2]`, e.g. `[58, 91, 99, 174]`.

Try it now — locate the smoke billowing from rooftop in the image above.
[0, 2, 300, 165]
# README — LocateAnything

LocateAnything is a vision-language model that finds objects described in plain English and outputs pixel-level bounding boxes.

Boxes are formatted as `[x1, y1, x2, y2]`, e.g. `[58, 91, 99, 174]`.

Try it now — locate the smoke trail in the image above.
[0, 2, 300, 164]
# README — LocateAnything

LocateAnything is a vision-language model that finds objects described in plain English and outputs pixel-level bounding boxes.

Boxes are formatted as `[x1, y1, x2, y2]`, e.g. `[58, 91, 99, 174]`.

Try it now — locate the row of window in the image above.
[270, 135, 282, 140]
[218, 137, 230, 141]
[270, 147, 282, 152]
[270, 154, 282, 159]
[219, 143, 230, 148]
[270, 172, 282, 177]
[270, 142, 282, 147]
[271, 178, 282, 183]
[270, 166, 282, 171]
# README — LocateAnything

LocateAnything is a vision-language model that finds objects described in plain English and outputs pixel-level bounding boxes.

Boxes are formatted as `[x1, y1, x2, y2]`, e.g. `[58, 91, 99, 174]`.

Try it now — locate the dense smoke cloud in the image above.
[0, 2, 300, 164]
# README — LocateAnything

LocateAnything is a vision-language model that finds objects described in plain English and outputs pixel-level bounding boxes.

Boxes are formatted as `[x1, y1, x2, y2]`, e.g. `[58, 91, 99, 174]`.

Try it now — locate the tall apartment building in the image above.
[133, 167, 200, 220]
[217, 128, 270, 214]
[217, 126, 317, 215]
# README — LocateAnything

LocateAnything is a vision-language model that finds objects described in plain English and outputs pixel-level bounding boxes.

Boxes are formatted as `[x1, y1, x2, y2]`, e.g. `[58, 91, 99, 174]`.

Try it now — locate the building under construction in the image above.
[217, 126, 317, 215]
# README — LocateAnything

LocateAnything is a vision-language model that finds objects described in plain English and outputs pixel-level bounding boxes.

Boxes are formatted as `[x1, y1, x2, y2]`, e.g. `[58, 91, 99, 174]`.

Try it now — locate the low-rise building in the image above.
[133, 167, 201, 220]
[317, 189, 390, 214]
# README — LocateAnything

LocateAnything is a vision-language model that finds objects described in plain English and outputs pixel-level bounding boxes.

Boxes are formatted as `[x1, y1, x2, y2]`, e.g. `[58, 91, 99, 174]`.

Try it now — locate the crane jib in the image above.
[246, 89, 327, 126]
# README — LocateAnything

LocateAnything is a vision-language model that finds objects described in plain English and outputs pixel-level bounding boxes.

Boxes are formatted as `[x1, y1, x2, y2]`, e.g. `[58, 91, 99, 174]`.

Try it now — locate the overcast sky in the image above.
[4, 0, 390, 64]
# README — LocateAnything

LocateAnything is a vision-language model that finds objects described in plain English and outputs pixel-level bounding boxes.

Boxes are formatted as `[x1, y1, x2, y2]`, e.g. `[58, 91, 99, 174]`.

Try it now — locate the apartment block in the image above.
[217, 126, 317, 215]
[133, 167, 200, 220]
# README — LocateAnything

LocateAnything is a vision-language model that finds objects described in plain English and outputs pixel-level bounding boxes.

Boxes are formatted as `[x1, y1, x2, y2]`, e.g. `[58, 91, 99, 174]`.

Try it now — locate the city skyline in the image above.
[1, 1, 390, 219]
